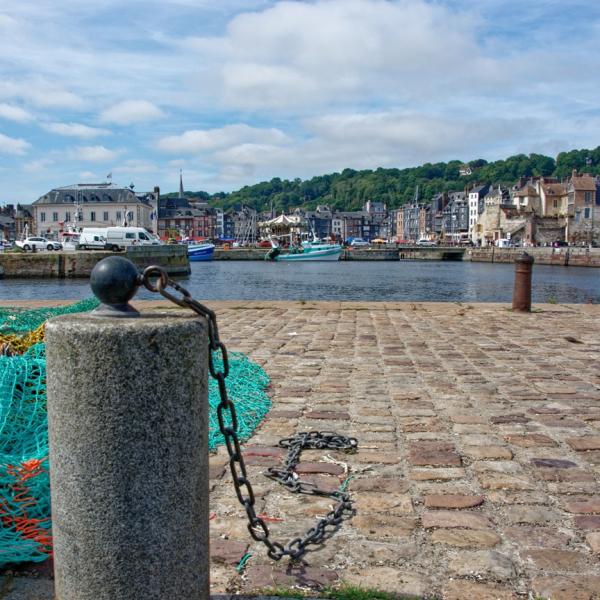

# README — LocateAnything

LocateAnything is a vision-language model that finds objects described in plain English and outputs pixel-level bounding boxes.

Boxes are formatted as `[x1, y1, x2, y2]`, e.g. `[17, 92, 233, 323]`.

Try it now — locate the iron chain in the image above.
[141, 266, 358, 560]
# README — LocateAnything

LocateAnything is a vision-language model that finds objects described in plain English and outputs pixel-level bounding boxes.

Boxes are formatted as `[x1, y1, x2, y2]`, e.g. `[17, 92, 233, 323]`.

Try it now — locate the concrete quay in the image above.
[1, 300, 600, 599]
[215, 246, 600, 265]
[0, 245, 190, 278]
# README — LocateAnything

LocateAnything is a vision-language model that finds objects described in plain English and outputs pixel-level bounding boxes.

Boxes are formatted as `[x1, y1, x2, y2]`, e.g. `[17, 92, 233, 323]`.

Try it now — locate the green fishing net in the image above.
[0, 300, 271, 566]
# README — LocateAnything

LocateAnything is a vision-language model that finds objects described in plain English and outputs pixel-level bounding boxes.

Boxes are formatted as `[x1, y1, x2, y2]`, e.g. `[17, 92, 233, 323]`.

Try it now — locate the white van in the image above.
[79, 228, 107, 250]
[104, 227, 162, 251]
[495, 238, 513, 248]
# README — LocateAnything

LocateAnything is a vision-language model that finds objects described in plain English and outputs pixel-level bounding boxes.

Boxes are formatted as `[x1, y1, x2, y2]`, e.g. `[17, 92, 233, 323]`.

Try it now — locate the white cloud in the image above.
[0, 103, 34, 123]
[71, 145, 120, 162]
[100, 100, 164, 125]
[157, 124, 288, 153]
[0, 78, 85, 109]
[113, 159, 157, 174]
[42, 122, 110, 138]
[186, 0, 496, 110]
[0, 132, 31, 155]
[23, 158, 53, 172]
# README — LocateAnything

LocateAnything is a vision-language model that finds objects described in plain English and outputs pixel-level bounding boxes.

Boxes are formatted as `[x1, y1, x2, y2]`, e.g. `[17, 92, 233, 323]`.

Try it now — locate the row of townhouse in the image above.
[394, 170, 600, 245]
[2, 171, 597, 246]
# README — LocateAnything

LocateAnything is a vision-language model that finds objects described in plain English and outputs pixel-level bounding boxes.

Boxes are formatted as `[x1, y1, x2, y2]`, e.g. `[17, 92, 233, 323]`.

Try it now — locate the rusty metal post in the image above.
[512, 252, 534, 312]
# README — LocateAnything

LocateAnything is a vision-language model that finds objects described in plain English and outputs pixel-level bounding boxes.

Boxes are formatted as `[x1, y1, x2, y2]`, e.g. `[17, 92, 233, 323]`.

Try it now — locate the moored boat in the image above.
[266, 239, 342, 261]
[187, 243, 215, 261]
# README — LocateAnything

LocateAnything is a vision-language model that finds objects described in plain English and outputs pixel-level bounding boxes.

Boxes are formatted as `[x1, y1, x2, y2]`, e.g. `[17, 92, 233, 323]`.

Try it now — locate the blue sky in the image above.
[1, 0, 599, 203]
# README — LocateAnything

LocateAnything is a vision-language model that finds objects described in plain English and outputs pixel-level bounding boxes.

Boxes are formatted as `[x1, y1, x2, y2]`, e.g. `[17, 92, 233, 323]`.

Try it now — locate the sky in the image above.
[1, 0, 600, 203]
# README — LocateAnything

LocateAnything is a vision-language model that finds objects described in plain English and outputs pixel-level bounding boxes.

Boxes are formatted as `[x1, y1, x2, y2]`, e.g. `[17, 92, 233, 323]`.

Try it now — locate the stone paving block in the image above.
[472, 460, 522, 474]
[462, 445, 513, 460]
[349, 477, 410, 493]
[421, 510, 493, 529]
[242, 563, 338, 591]
[410, 467, 466, 481]
[531, 575, 600, 600]
[575, 515, 600, 529]
[490, 414, 531, 424]
[478, 474, 537, 490]
[295, 462, 345, 476]
[447, 550, 518, 581]
[442, 579, 518, 600]
[563, 497, 600, 514]
[586, 532, 600, 553]
[522, 548, 590, 572]
[408, 441, 462, 466]
[354, 492, 413, 515]
[567, 436, 600, 451]
[531, 457, 579, 469]
[505, 433, 558, 447]
[353, 452, 401, 465]
[342, 567, 427, 597]
[431, 529, 501, 548]
[423, 494, 484, 509]
[210, 538, 249, 566]
[503, 526, 574, 548]
[505, 505, 560, 526]
[352, 514, 417, 539]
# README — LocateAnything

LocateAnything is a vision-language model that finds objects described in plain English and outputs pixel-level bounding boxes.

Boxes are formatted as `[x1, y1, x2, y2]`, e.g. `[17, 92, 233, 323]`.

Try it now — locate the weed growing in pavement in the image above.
[258, 585, 423, 600]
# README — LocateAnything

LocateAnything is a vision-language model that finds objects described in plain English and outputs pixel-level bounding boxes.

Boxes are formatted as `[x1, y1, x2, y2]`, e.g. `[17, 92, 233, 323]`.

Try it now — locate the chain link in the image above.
[141, 266, 358, 560]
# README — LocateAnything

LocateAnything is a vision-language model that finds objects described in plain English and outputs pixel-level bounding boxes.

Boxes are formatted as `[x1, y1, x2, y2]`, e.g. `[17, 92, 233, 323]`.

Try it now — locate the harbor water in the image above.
[0, 261, 598, 303]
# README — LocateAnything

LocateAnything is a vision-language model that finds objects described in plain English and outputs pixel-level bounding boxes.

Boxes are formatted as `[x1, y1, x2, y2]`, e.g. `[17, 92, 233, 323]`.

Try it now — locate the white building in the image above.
[468, 184, 490, 241]
[32, 183, 157, 236]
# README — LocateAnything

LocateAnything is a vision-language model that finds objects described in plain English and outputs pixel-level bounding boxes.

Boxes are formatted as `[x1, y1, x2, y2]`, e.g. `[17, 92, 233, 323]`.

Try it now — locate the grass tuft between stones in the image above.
[258, 585, 422, 600]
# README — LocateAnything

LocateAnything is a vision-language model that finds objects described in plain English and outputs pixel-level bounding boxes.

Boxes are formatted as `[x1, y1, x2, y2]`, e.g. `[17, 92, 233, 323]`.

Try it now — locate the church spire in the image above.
[179, 169, 184, 199]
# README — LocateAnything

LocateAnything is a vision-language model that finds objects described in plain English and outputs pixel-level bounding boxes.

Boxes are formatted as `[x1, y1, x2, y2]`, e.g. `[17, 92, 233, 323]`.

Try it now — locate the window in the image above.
[584, 192, 592, 203]
[90, 211, 96, 221]
[138, 233, 149, 240]
[103, 211, 109, 221]
[52, 212, 58, 221]
[40, 212, 46, 222]
[125, 233, 136, 239]
[116, 211, 122, 221]
[65, 211, 71, 222]
[584, 208, 591, 219]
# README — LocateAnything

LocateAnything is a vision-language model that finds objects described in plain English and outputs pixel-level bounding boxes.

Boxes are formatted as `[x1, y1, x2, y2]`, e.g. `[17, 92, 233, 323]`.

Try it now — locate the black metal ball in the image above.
[90, 256, 140, 306]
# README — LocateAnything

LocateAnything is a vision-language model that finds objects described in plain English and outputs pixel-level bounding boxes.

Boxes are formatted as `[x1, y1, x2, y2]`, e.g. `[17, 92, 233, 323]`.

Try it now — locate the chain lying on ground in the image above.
[141, 266, 358, 560]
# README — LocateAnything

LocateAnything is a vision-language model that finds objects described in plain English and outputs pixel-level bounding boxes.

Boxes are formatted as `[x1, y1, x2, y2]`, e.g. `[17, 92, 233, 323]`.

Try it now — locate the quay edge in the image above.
[0, 245, 190, 278]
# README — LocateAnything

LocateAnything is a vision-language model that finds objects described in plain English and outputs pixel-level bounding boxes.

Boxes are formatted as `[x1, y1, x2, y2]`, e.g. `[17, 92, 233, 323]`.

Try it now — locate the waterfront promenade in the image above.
[2, 300, 600, 599]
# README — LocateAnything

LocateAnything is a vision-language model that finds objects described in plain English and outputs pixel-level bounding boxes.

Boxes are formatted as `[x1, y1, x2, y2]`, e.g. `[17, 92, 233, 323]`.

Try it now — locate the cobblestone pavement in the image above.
[204, 301, 600, 600]
[2, 300, 600, 599]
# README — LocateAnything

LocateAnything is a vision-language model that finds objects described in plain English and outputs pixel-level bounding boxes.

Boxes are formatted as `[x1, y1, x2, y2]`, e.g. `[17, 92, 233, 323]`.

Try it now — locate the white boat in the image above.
[266, 239, 342, 261]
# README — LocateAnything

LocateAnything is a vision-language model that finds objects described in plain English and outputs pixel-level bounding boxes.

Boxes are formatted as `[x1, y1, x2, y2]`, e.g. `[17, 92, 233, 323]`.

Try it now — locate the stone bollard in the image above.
[45, 256, 209, 600]
[512, 252, 534, 312]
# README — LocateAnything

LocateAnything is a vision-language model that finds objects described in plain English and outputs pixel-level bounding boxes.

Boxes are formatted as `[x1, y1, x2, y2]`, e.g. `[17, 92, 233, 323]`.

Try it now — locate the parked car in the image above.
[15, 237, 62, 251]
[350, 238, 369, 247]
[552, 240, 569, 248]
[416, 239, 437, 247]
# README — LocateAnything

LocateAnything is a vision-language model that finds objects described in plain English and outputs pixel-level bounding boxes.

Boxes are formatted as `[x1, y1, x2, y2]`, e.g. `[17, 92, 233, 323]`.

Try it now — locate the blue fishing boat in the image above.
[187, 243, 215, 261]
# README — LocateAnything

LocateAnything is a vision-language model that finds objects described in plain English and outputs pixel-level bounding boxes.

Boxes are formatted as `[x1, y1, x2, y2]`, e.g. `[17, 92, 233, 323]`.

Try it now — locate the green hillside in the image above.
[164, 146, 600, 213]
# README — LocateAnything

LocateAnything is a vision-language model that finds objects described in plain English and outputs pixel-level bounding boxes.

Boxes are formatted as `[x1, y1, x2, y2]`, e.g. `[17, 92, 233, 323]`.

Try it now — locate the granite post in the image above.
[45, 312, 209, 600]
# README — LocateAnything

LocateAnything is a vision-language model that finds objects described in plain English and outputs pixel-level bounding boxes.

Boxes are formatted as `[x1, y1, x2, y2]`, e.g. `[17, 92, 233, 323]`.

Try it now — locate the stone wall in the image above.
[0, 246, 189, 278]
[465, 247, 600, 267]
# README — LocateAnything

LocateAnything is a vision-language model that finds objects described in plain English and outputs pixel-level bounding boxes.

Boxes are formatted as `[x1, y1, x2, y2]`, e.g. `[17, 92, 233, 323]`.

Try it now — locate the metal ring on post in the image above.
[141, 266, 169, 293]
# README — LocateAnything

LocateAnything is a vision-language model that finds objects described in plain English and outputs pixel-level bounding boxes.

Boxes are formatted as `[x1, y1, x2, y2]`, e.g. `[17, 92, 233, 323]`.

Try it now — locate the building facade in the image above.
[32, 183, 155, 237]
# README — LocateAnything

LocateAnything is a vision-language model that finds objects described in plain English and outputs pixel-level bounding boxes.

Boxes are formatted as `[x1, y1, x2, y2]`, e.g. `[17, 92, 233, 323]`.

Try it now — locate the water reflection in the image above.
[0, 261, 598, 303]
